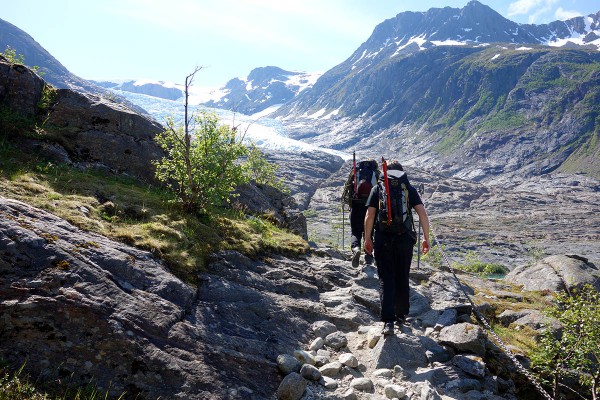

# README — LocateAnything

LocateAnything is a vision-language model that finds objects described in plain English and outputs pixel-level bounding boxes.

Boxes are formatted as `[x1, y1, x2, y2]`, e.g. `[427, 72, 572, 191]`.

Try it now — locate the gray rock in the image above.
[276, 372, 307, 400]
[416, 309, 441, 328]
[312, 320, 338, 338]
[368, 333, 429, 369]
[308, 337, 325, 351]
[340, 388, 358, 400]
[300, 364, 322, 381]
[294, 350, 316, 366]
[350, 377, 374, 392]
[339, 353, 359, 368]
[278, 354, 302, 375]
[384, 384, 407, 399]
[506, 255, 600, 292]
[434, 308, 457, 331]
[420, 381, 442, 400]
[314, 355, 329, 367]
[319, 376, 338, 389]
[439, 323, 486, 356]
[324, 331, 348, 350]
[319, 361, 342, 377]
[452, 354, 486, 378]
[445, 378, 482, 392]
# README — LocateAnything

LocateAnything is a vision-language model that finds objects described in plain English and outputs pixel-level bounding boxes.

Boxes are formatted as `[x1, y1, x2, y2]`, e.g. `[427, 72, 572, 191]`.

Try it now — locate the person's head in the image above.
[386, 160, 404, 171]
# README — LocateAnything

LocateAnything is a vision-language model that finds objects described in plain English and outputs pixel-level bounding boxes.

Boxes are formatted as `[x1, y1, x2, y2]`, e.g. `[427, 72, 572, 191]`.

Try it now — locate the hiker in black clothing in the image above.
[342, 157, 379, 268]
[363, 160, 430, 336]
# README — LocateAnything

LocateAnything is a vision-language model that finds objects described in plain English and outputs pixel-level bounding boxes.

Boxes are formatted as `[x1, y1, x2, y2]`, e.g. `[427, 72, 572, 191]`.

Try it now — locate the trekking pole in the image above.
[352, 152, 357, 199]
[417, 183, 424, 268]
[342, 204, 345, 250]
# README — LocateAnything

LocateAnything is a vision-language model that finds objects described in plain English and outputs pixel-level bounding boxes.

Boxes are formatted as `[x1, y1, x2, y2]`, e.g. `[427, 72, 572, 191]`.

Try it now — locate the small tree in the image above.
[153, 68, 287, 213]
[531, 284, 600, 399]
[153, 67, 249, 213]
[154, 111, 248, 213]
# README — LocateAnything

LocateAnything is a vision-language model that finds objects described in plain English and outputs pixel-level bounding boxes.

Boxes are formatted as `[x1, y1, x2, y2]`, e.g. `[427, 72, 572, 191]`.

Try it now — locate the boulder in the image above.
[506, 255, 600, 292]
[439, 323, 486, 356]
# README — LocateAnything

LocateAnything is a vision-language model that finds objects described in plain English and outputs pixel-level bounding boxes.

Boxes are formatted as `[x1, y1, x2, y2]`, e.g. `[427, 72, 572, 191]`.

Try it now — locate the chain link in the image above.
[429, 225, 554, 400]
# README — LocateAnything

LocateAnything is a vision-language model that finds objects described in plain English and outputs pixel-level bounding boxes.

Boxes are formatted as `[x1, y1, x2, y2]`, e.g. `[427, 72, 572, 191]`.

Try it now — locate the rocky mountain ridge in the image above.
[201, 66, 320, 115]
[269, 0, 600, 182]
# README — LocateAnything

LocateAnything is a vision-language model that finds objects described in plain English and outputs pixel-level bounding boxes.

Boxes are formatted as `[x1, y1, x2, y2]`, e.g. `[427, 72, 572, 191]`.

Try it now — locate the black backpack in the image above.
[377, 170, 415, 236]
[353, 160, 378, 204]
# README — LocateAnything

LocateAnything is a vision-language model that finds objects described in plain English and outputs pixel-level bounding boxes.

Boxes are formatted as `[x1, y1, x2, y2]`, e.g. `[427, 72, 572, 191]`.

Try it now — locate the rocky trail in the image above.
[6, 194, 600, 399]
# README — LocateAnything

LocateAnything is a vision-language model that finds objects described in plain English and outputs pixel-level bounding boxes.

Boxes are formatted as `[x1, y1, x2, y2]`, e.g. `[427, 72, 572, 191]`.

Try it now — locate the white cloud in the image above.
[555, 7, 583, 21]
[507, 0, 559, 23]
[507, 0, 543, 16]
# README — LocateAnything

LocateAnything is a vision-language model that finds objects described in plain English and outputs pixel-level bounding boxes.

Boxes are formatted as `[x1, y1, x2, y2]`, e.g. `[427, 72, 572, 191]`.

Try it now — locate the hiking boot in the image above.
[395, 315, 406, 327]
[364, 253, 374, 266]
[351, 247, 361, 268]
[382, 321, 394, 336]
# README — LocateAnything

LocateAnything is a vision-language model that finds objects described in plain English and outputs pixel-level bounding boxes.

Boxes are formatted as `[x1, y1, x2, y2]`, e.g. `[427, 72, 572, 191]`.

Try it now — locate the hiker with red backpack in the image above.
[363, 159, 430, 336]
[341, 153, 380, 268]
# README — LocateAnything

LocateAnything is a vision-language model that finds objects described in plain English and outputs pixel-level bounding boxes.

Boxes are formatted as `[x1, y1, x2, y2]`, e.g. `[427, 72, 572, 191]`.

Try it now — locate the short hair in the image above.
[386, 160, 404, 171]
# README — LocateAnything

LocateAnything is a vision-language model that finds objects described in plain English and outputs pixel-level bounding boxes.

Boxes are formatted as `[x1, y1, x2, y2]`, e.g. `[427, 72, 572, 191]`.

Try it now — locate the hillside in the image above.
[271, 1, 600, 181]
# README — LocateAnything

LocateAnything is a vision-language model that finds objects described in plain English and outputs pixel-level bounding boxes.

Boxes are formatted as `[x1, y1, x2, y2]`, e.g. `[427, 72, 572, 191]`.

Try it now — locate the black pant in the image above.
[350, 203, 368, 250]
[374, 233, 414, 322]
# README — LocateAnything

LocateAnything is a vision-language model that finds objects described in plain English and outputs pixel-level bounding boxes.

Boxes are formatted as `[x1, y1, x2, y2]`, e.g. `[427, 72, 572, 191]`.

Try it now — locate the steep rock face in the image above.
[0, 54, 43, 118]
[44, 89, 165, 182]
[0, 197, 314, 399]
[0, 58, 165, 182]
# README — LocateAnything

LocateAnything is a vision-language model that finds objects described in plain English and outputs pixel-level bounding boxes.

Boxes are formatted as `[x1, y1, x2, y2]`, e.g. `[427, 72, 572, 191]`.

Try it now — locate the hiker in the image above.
[363, 160, 430, 336]
[341, 155, 379, 268]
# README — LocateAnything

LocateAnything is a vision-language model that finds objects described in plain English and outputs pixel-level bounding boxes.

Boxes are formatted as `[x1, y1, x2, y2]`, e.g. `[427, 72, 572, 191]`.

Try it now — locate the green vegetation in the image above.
[2, 46, 43, 76]
[531, 285, 600, 399]
[453, 250, 508, 277]
[153, 68, 286, 213]
[0, 363, 129, 400]
[0, 114, 306, 288]
[154, 111, 249, 213]
[245, 142, 289, 194]
[421, 231, 445, 268]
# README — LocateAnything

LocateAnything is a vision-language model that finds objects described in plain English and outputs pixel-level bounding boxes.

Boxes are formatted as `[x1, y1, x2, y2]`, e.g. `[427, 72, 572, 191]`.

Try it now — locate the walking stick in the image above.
[417, 183, 424, 268]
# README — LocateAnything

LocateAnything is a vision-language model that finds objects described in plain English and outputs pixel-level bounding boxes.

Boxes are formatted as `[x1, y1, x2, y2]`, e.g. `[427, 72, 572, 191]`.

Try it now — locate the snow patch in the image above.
[431, 39, 468, 46]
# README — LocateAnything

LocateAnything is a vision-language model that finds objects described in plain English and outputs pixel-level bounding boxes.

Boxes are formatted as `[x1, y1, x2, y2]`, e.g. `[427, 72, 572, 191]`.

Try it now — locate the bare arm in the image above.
[413, 204, 430, 254]
[363, 206, 377, 255]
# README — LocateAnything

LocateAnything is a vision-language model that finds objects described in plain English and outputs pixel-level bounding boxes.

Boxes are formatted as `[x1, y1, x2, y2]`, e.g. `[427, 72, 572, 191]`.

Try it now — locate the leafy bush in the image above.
[153, 111, 249, 213]
[531, 284, 600, 399]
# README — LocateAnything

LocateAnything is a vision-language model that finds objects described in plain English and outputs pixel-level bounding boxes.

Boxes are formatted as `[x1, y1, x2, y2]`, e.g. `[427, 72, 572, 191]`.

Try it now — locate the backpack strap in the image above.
[381, 157, 391, 226]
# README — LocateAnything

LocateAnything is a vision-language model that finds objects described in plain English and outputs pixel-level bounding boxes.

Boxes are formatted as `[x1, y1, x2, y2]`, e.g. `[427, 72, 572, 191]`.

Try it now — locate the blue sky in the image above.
[3, 0, 599, 89]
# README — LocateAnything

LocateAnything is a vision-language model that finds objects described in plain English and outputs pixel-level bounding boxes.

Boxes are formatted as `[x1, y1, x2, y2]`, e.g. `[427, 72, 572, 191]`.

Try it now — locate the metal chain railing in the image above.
[429, 224, 554, 400]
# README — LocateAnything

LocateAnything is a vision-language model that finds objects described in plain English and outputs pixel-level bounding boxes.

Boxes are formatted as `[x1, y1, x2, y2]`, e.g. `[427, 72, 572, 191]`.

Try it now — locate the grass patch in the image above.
[0, 133, 309, 286]
[0, 364, 128, 400]
[453, 250, 509, 277]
